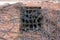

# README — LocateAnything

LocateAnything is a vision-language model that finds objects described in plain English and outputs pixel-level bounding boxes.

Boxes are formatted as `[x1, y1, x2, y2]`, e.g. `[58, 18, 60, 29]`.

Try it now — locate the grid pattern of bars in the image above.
[20, 7, 42, 32]
[19, 7, 43, 40]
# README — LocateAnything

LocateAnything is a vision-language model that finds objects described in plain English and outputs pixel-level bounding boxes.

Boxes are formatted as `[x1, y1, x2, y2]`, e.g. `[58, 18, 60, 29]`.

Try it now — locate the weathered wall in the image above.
[0, 4, 20, 40]
[0, 1, 60, 40]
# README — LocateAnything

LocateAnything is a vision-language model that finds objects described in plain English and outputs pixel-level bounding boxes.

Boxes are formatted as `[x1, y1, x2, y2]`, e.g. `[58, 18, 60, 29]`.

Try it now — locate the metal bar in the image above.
[30, 31, 34, 40]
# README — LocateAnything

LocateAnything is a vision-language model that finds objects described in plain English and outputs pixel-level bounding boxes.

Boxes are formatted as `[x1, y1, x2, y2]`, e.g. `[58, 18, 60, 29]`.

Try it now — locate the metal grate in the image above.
[20, 7, 42, 32]
[19, 7, 44, 40]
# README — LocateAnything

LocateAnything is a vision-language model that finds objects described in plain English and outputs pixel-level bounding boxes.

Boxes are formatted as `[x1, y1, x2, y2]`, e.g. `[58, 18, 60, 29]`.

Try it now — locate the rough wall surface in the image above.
[0, 1, 60, 40]
[0, 4, 20, 40]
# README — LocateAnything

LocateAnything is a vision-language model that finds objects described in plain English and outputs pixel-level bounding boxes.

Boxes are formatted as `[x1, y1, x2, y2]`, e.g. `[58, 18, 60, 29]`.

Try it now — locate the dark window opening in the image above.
[20, 7, 43, 32]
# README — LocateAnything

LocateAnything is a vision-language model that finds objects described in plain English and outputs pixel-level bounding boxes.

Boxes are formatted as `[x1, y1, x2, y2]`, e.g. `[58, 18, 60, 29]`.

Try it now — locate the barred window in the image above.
[20, 7, 43, 32]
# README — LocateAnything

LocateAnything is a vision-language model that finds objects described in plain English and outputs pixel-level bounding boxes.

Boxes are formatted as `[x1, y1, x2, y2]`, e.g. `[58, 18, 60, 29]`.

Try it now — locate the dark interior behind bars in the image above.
[20, 7, 43, 32]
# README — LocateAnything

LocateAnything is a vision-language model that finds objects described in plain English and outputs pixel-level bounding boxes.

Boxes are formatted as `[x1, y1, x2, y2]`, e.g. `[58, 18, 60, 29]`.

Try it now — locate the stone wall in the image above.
[0, 1, 60, 40]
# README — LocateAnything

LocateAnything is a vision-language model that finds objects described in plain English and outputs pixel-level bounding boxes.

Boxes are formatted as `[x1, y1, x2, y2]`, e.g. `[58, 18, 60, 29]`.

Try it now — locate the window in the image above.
[20, 7, 43, 32]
